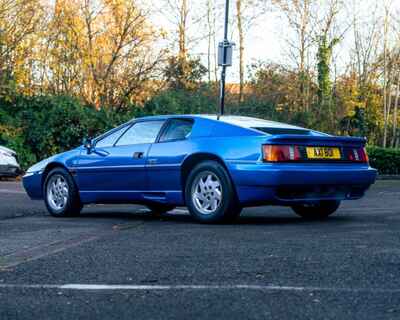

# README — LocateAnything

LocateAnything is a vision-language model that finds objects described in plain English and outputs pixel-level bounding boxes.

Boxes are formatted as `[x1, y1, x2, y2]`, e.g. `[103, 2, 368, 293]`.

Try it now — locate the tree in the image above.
[81, 0, 165, 108]
[205, 0, 218, 82]
[38, 0, 164, 108]
[235, 0, 266, 103]
[163, 0, 203, 60]
[316, 35, 338, 113]
[272, 0, 314, 112]
[382, 2, 390, 147]
[0, 0, 45, 98]
[164, 55, 207, 90]
[249, 61, 316, 125]
[315, 0, 343, 131]
[177, 0, 188, 59]
[42, 0, 85, 97]
[346, 0, 382, 144]
[159, 0, 209, 89]
[391, 68, 400, 147]
[236, 0, 244, 103]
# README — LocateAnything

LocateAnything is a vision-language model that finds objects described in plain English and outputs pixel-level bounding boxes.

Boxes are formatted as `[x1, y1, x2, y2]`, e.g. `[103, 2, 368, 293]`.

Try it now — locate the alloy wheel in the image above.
[46, 174, 69, 211]
[191, 171, 223, 215]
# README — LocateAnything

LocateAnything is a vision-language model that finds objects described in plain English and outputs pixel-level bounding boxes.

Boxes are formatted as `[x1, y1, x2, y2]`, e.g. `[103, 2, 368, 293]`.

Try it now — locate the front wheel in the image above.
[291, 200, 341, 220]
[185, 161, 242, 223]
[44, 168, 83, 217]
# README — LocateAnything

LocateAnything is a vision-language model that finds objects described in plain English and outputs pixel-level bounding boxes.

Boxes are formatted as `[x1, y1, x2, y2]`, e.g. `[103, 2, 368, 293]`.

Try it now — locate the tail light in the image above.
[263, 144, 369, 163]
[263, 145, 302, 162]
[345, 147, 369, 163]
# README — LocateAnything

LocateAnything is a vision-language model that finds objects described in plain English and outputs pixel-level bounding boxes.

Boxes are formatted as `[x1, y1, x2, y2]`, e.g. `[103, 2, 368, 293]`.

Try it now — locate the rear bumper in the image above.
[0, 164, 21, 177]
[228, 162, 377, 205]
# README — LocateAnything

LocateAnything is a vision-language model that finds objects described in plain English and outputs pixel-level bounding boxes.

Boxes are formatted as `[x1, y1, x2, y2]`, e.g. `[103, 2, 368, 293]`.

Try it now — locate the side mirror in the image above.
[82, 137, 93, 154]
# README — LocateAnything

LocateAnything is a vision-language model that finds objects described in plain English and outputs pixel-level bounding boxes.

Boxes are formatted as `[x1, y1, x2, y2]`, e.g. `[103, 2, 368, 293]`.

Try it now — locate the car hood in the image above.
[26, 156, 57, 173]
[26, 148, 81, 173]
[0, 145, 16, 156]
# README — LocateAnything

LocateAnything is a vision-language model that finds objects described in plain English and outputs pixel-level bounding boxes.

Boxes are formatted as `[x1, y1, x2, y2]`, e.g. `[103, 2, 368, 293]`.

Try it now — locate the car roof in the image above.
[136, 114, 306, 130]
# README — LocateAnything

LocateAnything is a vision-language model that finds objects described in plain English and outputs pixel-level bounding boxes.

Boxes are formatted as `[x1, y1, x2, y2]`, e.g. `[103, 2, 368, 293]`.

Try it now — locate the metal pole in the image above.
[219, 0, 230, 117]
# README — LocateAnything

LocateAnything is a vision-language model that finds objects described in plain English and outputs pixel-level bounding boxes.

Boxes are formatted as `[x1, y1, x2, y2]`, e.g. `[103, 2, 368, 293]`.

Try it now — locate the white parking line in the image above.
[172, 209, 189, 214]
[0, 189, 25, 194]
[0, 284, 399, 293]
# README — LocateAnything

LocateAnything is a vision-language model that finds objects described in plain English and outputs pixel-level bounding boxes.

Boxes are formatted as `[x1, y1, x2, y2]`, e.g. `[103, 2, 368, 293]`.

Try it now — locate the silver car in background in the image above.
[0, 146, 21, 177]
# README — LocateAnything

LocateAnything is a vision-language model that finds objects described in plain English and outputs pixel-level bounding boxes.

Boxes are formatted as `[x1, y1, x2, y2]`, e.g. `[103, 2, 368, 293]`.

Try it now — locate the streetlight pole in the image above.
[218, 0, 232, 118]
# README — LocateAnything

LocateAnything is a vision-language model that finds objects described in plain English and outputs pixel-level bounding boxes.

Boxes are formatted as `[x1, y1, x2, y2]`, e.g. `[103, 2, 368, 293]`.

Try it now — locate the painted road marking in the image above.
[172, 209, 189, 214]
[0, 284, 399, 293]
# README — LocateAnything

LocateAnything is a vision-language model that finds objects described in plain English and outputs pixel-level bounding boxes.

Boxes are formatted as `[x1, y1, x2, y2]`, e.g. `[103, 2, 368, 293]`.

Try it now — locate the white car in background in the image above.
[0, 146, 21, 177]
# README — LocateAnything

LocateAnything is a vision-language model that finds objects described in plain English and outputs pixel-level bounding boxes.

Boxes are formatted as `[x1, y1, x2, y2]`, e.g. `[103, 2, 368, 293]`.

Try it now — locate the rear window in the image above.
[252, 127, 310, 135]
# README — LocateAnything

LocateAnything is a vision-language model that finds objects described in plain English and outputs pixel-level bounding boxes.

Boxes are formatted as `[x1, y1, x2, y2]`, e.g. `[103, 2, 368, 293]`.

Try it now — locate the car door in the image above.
[146, 118, 194, 201]
[76, 120, 165, 202]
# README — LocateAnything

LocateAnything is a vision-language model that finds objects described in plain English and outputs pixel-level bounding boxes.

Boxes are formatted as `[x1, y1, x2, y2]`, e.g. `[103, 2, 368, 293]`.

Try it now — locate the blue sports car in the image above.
[23, 115, 377, 223]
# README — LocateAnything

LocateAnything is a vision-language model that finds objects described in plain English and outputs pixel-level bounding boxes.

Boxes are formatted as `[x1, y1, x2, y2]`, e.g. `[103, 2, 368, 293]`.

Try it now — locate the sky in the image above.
[147, 0, 400, 83]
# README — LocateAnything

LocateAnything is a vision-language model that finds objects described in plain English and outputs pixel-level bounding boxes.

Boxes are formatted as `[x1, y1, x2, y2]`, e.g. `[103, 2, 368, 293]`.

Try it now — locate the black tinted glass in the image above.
[160, 119, 194, 142]
[253, 127, 310, 135]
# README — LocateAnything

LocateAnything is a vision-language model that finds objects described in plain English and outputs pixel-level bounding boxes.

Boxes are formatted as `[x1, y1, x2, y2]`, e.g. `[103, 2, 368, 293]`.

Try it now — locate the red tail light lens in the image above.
[345, 147, 369, 163]
[263, 145, 369, 163]
[263, 145, 302, 162]
[363, 148, 370, 163]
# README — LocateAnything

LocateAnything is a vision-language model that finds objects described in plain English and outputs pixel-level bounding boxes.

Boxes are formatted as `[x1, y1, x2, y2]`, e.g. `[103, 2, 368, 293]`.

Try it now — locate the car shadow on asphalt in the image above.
[76, 209, 356, 226]
[233, 214, 355, 225]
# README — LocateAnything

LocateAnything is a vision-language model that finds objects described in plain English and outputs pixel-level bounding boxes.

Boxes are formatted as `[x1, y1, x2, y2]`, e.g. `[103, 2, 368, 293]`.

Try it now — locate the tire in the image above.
[185, 160, 242, 223]
[291, 200, 341, 220]
[146, 204, 176, 215]
[44, 168, 83, 217]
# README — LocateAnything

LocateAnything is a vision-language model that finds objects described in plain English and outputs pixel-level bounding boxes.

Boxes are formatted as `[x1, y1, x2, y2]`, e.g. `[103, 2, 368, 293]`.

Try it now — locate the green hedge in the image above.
[2, 93, 400, 175]
[0, 89, 218, 170]
[0, 95, 138, 170]
[367, 146, 400, 175]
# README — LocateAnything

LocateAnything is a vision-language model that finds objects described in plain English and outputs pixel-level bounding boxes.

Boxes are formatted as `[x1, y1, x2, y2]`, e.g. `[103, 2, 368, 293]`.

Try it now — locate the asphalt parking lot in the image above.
[0, 180, 399, 319]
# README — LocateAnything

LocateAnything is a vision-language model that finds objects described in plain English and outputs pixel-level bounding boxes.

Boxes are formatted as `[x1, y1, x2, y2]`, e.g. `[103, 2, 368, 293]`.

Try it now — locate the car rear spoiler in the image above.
[265, 134, 367, 147]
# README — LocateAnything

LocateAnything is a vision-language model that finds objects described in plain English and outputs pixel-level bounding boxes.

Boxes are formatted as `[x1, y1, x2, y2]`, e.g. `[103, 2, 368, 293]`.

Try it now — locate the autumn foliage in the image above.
[0, 0, 399, 171]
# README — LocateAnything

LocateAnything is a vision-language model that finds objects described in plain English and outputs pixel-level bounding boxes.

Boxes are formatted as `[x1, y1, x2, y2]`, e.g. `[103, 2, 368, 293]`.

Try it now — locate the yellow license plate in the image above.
[306, 147, 341, 159]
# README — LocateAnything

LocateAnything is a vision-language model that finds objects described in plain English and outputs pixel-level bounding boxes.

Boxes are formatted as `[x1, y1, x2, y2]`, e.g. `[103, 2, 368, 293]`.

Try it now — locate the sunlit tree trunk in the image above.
[206, 0, 214, 82]
[392, 72, 400, 148]
[383, 4, 390, 148]
[299, 0, 310, 112]
[236, 0, 245, 103]
[178, 0, 188, 59]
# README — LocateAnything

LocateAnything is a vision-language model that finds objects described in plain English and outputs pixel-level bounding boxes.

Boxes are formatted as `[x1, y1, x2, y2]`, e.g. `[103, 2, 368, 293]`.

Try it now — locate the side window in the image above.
[95, 126, 128, 148]
[159, 119, 194, 143]
[116, 121, 164, 146]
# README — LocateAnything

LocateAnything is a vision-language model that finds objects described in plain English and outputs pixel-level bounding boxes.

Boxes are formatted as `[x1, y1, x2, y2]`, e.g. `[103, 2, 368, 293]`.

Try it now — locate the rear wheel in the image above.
[291, 200, 341, 220]
[44, 168, 82, 217]
[185, 161, 242, 223]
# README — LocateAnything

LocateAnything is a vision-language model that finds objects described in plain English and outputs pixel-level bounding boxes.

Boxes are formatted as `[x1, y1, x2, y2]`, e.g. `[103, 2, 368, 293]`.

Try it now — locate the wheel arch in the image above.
[41, 162, 71, 187]
[180, 153, 237, 202]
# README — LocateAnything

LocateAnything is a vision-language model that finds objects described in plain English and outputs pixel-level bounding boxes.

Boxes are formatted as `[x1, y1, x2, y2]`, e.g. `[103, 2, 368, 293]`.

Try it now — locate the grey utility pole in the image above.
[218, 0, 234, 117]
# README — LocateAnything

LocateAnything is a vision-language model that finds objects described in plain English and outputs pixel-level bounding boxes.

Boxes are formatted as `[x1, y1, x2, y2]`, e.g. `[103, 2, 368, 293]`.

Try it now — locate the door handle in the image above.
[133, 152, 144, 159]
[148, 158, 158, 165]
